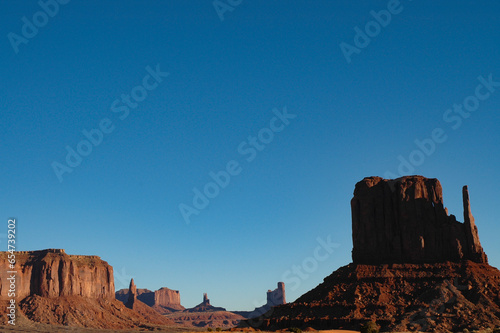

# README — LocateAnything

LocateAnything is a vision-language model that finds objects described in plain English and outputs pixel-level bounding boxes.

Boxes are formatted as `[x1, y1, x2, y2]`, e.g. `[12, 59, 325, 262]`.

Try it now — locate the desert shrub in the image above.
[207, 328, 213, 332]
[360, 321, 379, 333]
[288, 327, 302, 333]
[216, 328, 222, 332]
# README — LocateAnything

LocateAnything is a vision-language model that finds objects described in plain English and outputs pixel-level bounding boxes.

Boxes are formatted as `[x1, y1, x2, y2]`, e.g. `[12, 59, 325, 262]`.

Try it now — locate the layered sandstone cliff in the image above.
[351, 176, 487, 264]
[155, 287, 182, 309]
[0, 249, 114, 300]
[241, 176, 500, 331]
[0, 249, 173, 329]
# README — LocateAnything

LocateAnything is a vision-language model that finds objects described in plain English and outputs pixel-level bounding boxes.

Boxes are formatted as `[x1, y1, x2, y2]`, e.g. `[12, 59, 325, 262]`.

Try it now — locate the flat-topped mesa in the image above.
[154, 287, 182, 308]
[0, 249, 114, 300]
[16, 248, 66, 255]
[351, 176, 488, 264]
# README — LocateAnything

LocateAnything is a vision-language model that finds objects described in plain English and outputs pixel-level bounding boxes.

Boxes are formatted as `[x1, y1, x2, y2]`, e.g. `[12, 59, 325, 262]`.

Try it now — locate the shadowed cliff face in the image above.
[0, 249, 114, 299]
[351, 176, 487, 264]
[241, 176, 499, 331]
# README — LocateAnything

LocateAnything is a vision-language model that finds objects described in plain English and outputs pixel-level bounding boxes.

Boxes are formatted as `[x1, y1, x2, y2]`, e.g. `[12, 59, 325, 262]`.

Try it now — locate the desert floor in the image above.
[0, 326, 361, 333]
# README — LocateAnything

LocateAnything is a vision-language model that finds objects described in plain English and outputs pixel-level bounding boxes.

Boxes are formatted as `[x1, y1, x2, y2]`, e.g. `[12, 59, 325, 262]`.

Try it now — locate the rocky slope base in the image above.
[0, 295, 173, 329]
[243, 261, 500, 331]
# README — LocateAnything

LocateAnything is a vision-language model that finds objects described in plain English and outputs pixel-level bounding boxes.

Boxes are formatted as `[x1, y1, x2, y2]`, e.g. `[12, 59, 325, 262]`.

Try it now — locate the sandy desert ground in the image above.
[0, 325, 360, 333]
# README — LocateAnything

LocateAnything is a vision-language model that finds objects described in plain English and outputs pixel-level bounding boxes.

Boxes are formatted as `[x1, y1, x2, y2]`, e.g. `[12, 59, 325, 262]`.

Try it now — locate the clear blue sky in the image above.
[1, 0, 499, 310]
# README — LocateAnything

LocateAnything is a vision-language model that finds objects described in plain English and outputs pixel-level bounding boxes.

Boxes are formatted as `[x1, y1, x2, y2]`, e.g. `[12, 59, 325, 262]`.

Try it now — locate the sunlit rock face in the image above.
[0, 249, 114, 300]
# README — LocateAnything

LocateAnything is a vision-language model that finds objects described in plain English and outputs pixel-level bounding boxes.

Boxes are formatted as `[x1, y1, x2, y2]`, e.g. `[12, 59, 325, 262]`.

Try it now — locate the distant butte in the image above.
[234, 282, 286, 319]
[116, 284, 185, 314]
[185, 293, 226, 312]
[166, 293, 245, 328]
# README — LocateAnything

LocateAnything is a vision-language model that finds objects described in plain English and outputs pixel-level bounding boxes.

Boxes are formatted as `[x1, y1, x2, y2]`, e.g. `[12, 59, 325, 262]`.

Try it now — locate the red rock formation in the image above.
[0, 249, 173, 329]
[267, 282, 286, 306]
[120, 278, 176, 326]
[116, 285, 185, 314]
[0, 249, 114, 300]
[185, 293, 226, 312]
[115, 287, 152, 303]
[241, 176, 500, 331]
[155, 287, 182, 308]
[125, 278, 137, 309]
[151, 287, 185, 313]
[170, 294, 244, 328]
[244, 261, 500, 331]
[10, 294, 173, 329]
[351, 176, 487, 264]
[463, 186, 485, 262]
[115, 288, 150, 305]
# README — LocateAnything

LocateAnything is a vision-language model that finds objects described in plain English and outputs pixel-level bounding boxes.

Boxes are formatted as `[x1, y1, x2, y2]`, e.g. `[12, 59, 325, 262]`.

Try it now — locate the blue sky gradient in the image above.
[1, 0, 500, 310]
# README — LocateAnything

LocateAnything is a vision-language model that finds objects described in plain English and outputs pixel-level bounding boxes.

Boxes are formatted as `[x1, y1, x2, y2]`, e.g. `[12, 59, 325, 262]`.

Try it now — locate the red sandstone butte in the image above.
[0, 249, 172, 329]
[241, 176, 500, 331]
[0, 249, 114, 300]
[351, 176, 487, 264]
